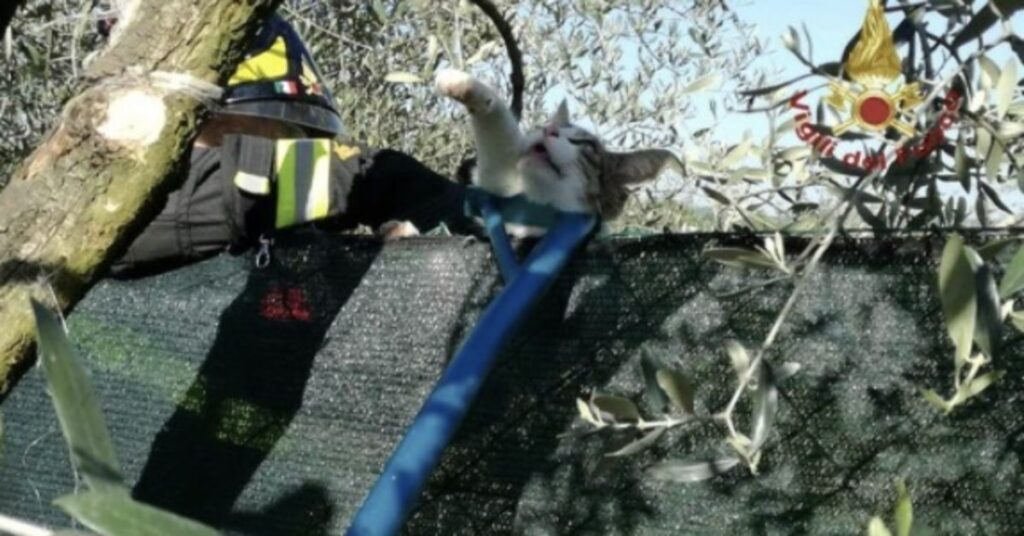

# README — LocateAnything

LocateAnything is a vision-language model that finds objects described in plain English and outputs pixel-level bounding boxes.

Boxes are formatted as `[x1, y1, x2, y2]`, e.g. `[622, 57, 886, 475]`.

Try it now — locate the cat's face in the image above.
[518, 101, 680, 219]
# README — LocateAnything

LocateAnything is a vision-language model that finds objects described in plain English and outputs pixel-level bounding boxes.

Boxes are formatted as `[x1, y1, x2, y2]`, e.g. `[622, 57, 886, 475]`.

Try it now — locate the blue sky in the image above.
[744, 0, 869, 77]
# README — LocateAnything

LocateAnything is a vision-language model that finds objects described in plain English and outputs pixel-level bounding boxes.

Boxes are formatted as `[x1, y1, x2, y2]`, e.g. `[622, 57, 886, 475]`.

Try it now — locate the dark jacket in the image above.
[110, 136, 472, 277]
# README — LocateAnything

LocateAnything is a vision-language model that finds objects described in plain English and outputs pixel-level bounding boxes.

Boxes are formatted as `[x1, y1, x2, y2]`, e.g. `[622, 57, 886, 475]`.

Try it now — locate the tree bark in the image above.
[0, 0, 282, 392]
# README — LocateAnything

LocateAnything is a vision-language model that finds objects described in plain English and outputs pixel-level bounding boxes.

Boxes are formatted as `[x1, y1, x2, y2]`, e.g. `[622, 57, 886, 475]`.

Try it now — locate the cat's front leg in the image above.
[436, 69, 524, 197]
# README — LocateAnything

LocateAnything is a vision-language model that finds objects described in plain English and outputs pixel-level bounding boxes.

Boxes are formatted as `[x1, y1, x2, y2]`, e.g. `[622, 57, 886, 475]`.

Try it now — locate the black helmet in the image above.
[221, 15, 345, 136]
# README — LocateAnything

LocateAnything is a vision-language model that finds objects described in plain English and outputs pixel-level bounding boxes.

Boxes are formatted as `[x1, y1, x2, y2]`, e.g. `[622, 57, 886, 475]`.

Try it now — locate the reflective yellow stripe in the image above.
[306, 140, 331, 221]
[234, 171, 271, 195]
[274, 139, 332, 229]
[228, 36, 289, 85]
[275, 140, 297, 228]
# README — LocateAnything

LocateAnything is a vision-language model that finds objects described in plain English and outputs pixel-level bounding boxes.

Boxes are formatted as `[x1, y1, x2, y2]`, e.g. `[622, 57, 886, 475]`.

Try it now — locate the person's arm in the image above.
[223, 135, 476, 238]
[335, 148, 476, 236]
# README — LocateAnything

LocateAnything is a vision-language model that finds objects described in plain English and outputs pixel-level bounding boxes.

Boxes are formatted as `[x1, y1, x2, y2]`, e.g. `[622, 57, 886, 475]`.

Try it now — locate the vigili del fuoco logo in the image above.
[787, 0, 962, 172]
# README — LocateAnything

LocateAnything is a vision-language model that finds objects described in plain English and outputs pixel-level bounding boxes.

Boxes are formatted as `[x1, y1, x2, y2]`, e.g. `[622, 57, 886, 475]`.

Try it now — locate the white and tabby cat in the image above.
[436, 69, 680, 220]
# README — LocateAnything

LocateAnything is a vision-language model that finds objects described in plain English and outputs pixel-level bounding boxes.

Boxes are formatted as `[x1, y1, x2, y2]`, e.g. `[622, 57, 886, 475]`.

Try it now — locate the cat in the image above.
[435, 68, 681, 220]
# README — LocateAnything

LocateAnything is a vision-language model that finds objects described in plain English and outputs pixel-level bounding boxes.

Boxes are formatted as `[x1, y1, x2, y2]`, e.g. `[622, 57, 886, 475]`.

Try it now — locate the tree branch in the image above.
[0, 0, 283, 392]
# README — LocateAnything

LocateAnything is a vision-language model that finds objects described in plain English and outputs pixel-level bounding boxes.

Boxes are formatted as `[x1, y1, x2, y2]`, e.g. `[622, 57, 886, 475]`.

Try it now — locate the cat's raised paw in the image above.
[435, 69, 491, 113]
[435, 69, 474, 101]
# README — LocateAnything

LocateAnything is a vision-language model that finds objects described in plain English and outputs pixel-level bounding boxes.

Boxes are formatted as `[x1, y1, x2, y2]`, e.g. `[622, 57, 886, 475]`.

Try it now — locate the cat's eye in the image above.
[567, 138, 598, 149]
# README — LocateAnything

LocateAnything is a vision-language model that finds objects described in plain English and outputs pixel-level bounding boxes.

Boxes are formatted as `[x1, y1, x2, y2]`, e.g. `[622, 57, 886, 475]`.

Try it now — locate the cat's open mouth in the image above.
[528, 142, 561, 176]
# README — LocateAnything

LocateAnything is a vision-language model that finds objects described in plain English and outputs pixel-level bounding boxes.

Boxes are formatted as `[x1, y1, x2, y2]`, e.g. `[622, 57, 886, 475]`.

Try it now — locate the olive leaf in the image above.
[725, 340, 750, 379]
[973, 262, 1003, 359]
[938, 235, 977, 363]
[856, 199, 886, 231]
[681, 72, 722, 94]
[953, 2, 1024, 49]
[639, 351, 669, 412]
[750, 363, 779, 450]
[868, 517, 893, 536]
[921, 388, 950, 413]
[55, 491, 219, 536]
[979, 181, 1012, 215]
[998, 247, 1024, 299]
[977, 238, 1019, 261]
[704, 248, 777, 270]
[424, 35, 440, 73]
[605, 428, 666, 458]
[576, 398, 601, 426]
[383, 71, 423, 84]
[655, 369, 695, 415]
[782, 26, 800, 52]
[973, 128, 1006, 183]
[371, 0, 388, 23]
[775, 362, 802, 383]
[466, 40, 498, 66]
[646, 457, 740, 483]
[995, 58, 1018, 119]
[591, 395, 641, 423]
[721, 138, 752, 168]
[965, 370, 1005, 398]
[954, 133, 971, 192]
[31, 300, 124, 493]
[894, 479, 913, 536]
[1009, 311, 1024, 332]
[979, 54, 1001, 90]
[701, 186, 732, 205]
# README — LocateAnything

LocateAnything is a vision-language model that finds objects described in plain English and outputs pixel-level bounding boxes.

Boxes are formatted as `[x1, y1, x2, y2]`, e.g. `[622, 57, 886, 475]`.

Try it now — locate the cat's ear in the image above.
[606, 149, 683, 185]
[549, 99, 571, 126]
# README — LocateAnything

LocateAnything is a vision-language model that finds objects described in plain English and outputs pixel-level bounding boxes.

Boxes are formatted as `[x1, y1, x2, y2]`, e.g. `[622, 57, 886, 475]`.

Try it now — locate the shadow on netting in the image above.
[132, 236, 382, 535]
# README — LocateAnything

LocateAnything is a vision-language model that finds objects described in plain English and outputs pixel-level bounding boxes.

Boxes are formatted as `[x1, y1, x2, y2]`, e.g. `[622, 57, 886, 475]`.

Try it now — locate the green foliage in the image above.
[576, 339, 800, 481]
[866, 479, 918, 536]
[938, 234, 978, 363]
[31, 299, 124, 493]
[655, 368, 694, 416]
[1, 0, 104, 184]
[8, 301, 221, 535]
[923, 235, 1022, 415]
[998, 245, 1024, 298]
[704, 233, 791, 274]
[55, 491, 219, 536]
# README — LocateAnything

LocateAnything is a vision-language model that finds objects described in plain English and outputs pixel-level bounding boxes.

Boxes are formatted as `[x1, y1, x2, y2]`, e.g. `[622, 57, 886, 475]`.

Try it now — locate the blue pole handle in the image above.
[480, 196, 520, 282]
[346, 212, 597, 536]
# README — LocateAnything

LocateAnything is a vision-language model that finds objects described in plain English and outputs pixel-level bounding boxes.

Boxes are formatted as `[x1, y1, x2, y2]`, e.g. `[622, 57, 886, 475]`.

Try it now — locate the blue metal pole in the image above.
[346, 213, 597, 536]
[479, 196, 520, 282]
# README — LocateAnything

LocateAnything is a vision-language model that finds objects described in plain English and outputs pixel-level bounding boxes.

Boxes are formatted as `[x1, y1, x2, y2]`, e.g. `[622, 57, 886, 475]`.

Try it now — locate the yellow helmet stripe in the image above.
[228, 36, 289, 86]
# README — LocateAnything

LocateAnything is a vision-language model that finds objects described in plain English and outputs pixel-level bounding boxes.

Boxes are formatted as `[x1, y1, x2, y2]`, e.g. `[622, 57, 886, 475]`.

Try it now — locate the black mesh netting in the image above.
[0, 232, 1022, 535]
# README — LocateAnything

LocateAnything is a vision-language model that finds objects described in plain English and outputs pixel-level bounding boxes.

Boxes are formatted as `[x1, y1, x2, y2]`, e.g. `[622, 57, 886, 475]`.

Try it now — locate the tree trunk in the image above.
[0, 0, 282, 392]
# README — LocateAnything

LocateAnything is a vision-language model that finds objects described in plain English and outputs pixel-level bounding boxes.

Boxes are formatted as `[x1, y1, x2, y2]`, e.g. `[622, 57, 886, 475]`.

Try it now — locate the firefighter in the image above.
[109, 14, 473, 277]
